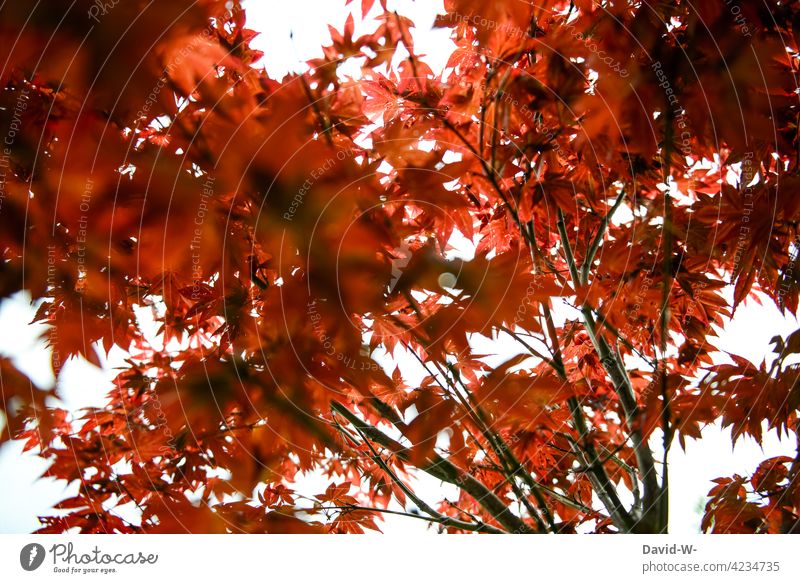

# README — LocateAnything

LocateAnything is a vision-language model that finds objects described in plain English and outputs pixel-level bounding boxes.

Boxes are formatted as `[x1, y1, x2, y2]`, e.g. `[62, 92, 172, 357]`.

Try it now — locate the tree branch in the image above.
[322, 504, 503, 533]
[334, 412, 504, 534]
[580, 189, 626, 284]
[330, 401, 535, 533]
[557, 209, 662, 532]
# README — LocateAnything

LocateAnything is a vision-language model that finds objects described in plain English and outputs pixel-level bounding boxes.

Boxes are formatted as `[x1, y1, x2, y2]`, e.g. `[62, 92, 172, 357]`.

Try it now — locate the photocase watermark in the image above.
[563, 22, 629, 78]
[119, 378, 180, 458]
[87, 0, 120, 23]
[20, 541, 159, 574]
[627, 273, 655, 326]
[512, 274, 547, 327]
[682, 280, 708, 325]
[20, 543, 46, 572]
[136, 390, 179, 458]
[20, 542, 158, 575]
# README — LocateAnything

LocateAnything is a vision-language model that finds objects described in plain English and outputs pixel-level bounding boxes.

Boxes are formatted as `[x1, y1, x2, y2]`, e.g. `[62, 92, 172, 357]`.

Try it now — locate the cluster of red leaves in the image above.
[1, 0, 799, 533]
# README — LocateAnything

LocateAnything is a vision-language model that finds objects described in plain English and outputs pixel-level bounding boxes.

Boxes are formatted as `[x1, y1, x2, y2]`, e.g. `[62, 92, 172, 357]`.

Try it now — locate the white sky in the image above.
[1, 0, 798, 534]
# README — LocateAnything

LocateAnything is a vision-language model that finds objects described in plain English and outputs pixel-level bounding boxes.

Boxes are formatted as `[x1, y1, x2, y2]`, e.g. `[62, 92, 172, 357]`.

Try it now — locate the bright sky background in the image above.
[1, 0, 798, 534]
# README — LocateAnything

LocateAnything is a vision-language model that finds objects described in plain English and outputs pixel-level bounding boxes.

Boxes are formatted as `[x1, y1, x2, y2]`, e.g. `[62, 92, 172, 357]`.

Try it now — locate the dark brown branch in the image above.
[330, 401, 535, 533]
[321, 504, 503, 533]
[580, 189, 626, 284]
[557, 209, 661, 532]
[334, 412, 504, 534]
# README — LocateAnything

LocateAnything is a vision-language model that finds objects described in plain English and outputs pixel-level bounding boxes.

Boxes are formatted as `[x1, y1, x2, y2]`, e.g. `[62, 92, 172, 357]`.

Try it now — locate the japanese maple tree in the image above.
[1, 0, 799, 534]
